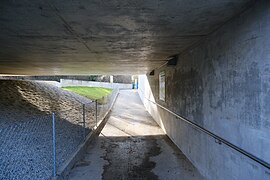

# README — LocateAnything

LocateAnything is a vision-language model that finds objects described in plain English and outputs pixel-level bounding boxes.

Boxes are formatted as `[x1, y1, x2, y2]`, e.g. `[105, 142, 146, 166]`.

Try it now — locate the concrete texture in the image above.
[138, 0, 270, 179]
[56, 96, 117, 180]
[0, 0, 256, 75]
[68, 90, 204, 180]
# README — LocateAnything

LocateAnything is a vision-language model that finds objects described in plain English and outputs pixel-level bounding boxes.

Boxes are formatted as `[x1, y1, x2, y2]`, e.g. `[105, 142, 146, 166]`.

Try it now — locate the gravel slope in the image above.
[0, 80, 95, 180]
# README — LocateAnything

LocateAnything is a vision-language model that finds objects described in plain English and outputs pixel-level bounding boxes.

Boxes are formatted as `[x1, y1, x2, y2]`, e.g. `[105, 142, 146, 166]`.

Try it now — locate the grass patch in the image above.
[63, 86, 112, 100]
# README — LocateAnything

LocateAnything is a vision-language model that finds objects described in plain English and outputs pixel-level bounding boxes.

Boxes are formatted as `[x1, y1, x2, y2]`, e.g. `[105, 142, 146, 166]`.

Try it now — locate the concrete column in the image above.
[110, 76, 113, 83]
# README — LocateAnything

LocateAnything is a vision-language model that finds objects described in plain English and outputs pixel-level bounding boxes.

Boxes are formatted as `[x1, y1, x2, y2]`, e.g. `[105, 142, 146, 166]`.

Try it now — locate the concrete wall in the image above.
[60, 79, 132, 89]
[138, 1, 270, 179]
[35, 80, 61, 87]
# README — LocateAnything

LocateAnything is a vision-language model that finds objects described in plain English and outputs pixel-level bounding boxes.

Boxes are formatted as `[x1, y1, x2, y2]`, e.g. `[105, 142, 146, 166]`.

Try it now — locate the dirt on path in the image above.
[68, 90, 205, 180]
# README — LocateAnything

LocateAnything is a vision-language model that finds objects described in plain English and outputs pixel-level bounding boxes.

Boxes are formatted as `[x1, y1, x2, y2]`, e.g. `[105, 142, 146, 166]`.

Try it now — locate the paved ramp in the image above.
[68, 90, 204, 180]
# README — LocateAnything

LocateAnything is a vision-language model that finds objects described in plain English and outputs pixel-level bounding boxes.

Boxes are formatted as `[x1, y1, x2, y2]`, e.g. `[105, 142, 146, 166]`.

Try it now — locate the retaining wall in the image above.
[138, 1, 270, 179]
[60, 79, 132, 89]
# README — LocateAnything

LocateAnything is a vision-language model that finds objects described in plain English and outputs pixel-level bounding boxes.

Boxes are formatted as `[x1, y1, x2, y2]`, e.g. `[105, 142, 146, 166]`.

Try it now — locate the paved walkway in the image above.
[68, 90, 205, 180]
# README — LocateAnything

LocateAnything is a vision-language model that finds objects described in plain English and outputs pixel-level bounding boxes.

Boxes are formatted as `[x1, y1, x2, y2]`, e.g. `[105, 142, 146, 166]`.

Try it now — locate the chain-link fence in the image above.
[96, 89, 119, 124]
[0, 89, 119, 180]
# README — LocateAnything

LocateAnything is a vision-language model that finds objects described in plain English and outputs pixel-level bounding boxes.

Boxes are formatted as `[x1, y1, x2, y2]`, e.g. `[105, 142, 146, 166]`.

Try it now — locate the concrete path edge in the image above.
[51, 91, 119, 180]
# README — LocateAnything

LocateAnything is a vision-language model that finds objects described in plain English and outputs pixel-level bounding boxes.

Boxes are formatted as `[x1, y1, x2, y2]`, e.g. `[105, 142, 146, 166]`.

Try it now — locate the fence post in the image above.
[52, 112, 56, 177]
[82, 104, 86, 139]
[95, 100, 98, 127]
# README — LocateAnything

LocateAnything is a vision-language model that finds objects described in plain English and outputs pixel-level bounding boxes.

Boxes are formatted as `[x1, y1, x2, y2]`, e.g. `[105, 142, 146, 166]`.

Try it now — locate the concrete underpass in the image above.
[68, 90, 204, 180]
[0, 0, 270, 179]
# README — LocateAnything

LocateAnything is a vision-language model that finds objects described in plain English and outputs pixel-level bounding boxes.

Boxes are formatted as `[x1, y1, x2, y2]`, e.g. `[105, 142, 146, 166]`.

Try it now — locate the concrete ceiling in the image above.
[0, 0, 255, 75]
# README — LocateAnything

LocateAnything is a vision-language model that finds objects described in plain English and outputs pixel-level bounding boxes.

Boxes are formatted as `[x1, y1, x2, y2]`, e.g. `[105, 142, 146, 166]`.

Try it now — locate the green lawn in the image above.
[63, 86, 112, 100]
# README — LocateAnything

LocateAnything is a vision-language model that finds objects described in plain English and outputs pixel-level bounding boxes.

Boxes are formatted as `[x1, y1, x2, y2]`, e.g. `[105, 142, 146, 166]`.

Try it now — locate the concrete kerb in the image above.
[51, 90, 120, 180]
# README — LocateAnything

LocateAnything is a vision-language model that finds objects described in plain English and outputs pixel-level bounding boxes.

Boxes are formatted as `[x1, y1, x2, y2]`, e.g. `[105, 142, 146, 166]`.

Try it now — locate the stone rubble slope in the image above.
[0, 80, 95, 180]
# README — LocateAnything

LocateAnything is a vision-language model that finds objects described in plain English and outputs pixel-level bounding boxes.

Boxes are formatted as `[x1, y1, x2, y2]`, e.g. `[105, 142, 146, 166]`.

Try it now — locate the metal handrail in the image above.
[143, 96, 270, 170]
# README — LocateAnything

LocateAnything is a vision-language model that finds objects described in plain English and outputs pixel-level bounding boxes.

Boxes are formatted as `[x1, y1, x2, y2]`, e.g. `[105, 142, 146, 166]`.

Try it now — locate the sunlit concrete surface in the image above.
[68, 90, 205, 179]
